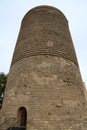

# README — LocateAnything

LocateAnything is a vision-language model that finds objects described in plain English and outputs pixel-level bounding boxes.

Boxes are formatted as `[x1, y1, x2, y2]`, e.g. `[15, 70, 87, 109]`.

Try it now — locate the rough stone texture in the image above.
[0, 5, 87, 130]
[11, 6, 78, 66]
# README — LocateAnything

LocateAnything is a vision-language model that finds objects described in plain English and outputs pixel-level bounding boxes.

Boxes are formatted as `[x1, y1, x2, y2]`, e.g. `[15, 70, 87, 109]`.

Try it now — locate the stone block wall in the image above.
[0, 6, 87, 130]
[0, 56, 87, 130]
[11, 6, 78, 66]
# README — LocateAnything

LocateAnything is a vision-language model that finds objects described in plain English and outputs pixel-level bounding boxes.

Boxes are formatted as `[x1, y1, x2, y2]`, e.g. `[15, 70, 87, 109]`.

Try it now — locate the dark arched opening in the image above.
[17, 107, 27, 126]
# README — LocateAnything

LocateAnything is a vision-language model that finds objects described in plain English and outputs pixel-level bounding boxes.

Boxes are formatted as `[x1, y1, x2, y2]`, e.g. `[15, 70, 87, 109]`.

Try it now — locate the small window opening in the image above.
[17, 107, 27, 126]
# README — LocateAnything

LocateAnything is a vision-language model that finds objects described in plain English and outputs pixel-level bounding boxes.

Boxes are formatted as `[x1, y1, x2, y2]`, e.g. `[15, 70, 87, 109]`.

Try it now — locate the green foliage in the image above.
[0, 73, 7, 96]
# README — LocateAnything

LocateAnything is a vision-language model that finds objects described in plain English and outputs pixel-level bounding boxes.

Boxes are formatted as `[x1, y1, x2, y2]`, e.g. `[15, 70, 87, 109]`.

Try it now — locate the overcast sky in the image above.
[0, 0, 87, 88]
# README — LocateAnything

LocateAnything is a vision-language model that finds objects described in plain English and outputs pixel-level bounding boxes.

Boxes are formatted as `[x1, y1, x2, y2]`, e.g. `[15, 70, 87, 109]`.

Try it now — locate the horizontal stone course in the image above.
[11, 6, 78, 66]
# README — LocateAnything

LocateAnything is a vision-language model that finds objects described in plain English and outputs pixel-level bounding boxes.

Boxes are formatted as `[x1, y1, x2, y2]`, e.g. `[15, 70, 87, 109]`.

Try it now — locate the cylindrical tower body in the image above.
[0, 6, 87, 130]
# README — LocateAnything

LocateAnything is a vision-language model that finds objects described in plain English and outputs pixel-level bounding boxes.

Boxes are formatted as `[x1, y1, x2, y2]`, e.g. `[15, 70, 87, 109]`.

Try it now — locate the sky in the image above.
[0, 0, 87, 88]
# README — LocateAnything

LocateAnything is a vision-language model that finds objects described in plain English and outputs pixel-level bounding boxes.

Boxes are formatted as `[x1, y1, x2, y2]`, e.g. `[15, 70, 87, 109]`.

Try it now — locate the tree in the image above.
[0, 73, 7, 96]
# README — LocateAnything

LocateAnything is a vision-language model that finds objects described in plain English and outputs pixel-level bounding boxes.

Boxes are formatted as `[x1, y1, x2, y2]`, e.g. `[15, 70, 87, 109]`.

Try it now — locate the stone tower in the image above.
[0, 6, 87, 130]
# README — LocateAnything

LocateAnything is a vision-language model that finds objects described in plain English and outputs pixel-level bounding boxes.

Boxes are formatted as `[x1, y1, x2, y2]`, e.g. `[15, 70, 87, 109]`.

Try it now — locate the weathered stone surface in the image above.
[11, 6, 78, 66]
[0, 5, 87, 130]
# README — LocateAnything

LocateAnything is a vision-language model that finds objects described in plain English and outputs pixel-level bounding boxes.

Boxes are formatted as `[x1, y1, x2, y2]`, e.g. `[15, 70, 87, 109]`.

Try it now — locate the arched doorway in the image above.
[17, 107, 27, 126]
